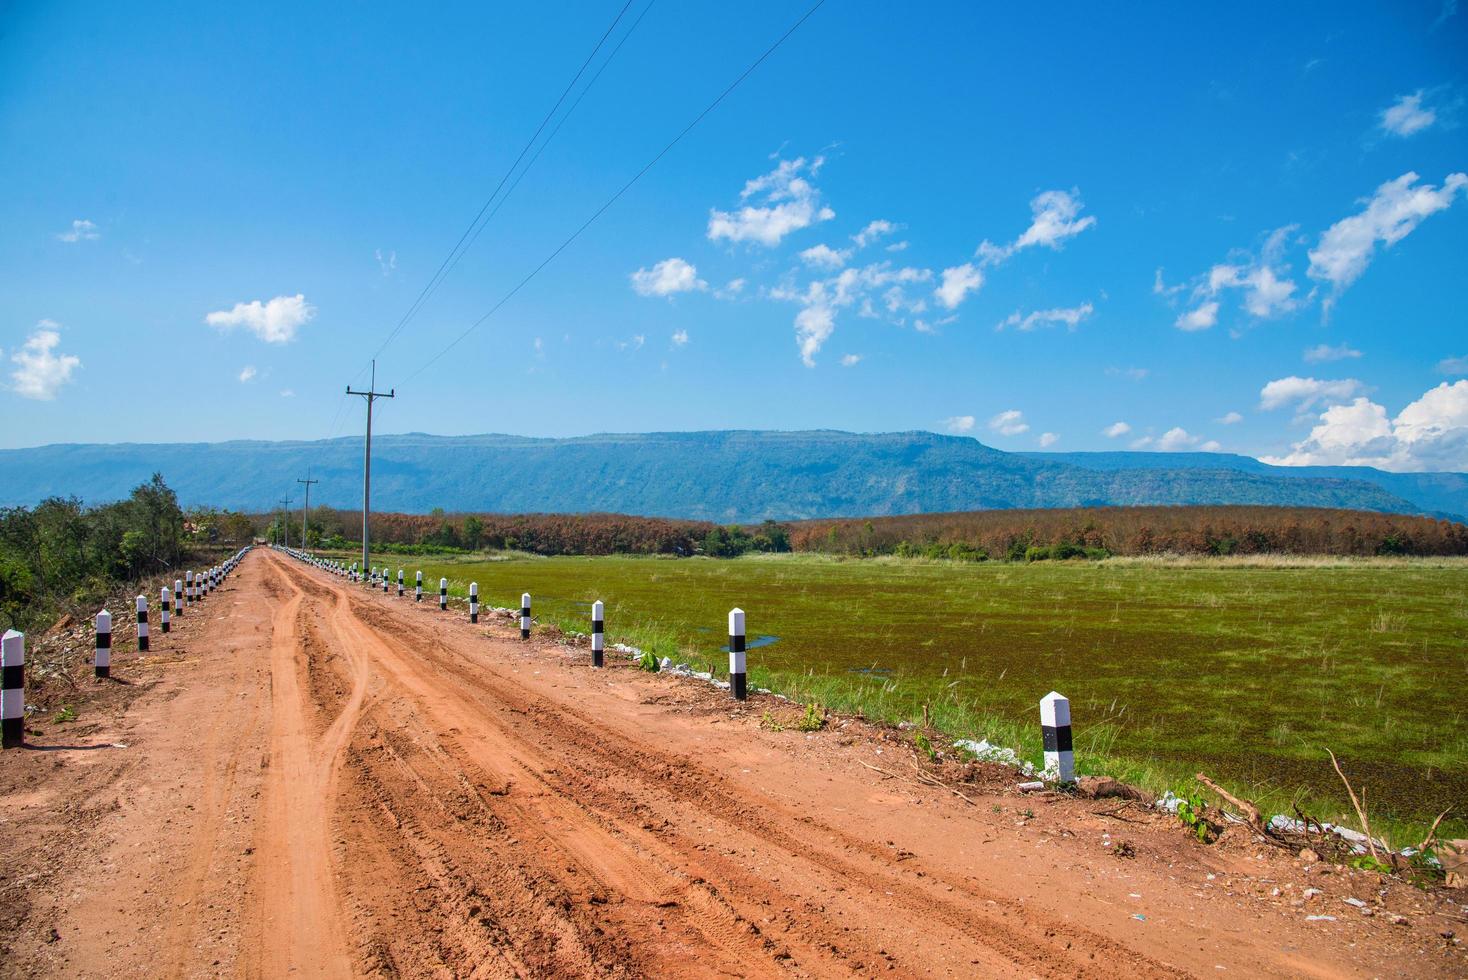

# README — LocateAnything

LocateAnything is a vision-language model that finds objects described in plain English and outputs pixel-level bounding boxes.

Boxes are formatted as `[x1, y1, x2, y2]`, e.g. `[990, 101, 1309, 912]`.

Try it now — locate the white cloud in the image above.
[1129, 436, 1153, 449]
[714, 278, 746, 300]
[1037, 431, 1059, 448]
[1216, 411, 1244, 425]
[1106, 366, 1149, 381]
[205, 294, 315, 344]
[616, 334, 646, 352]
[375, 248, 397, 276]
[1200, 440, 1222, 452]
[630, 257, 707, 297]
[1437, 355, 1468, 375]
[1103, 421, 1131, 438]
[1258, 375, 1365, 412]
[852, 220, 896, 249]
[1156, 427, 1200, 451]
[707, 156, 833, 247]
[1264, 381, 1468, 471]
[56, 218, 100, 242]
[670, 329, 689, 347]
[781, 262, 934, 365]
[945, 415, 976, 433]
[988, 409, 1029, 437]
[238, 365, 257, 383]
[886, 240, 910, 252]
[279, 388, 295, 398]
[978, 188, 1096, 266]
[1308, 171, 1467, 307]
[997, 301, 1093, 332]
[1303, 342, 1362, 363]
[934, 263, 982, 309]
[840, 353, 861, 367]
[1175, 301, 1219, 331]
[1239, 264, 1297, 317]
[799, 243, 850, 269]
[1153, 268, 1184, 297]
[9, 320, 80, 400]
[1379, 91, 1436, 137]
[794, 304, 835, 367]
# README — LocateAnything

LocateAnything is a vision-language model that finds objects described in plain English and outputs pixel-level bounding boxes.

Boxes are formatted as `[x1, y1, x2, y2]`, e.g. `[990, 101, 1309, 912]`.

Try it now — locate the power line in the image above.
[369, 0, 640, 365]
[425, 0, 659, 304]
[399, 0, 827, 387]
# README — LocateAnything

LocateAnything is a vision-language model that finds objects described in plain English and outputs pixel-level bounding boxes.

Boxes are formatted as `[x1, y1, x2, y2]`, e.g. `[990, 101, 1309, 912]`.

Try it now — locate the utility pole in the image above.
[346, 360, 394, 585]
[278, 496, 293, 548]
[297, 473, 319, 554]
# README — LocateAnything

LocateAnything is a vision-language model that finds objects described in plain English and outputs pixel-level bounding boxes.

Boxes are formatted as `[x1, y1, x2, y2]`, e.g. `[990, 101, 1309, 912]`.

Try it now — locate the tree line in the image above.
[787, 505, 1468, 559]
[0, 474, 256, 632]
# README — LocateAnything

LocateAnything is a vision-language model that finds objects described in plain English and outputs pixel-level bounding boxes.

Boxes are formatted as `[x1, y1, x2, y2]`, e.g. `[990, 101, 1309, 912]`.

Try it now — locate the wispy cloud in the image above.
[1437, 355, 1468, 375]
[205, 294, 316, 344]
[55, 219, 100, 243]
[1303, 342, 1362, 363]
[9, 320, 81, 399]
[1308, 171, 1467, 313]
[1103, 421, 1131, 438]
[1037, 432, 1059, 447]
[375, 248, 397, 276]
[238, 365, 257, 383]
[670, 329, 689, 347]
[1379, 91, 1436, 137]
[977, 189, 1096, 266]
[707, 156, 834, 247]
[840, 353, 861, 367]
[1216, 411, 1244, 425]
[988, 409, 1029, 436]
[944, 415, 976, 433]
[996, 302, 1093, 332]
[934, 263, 982, 309]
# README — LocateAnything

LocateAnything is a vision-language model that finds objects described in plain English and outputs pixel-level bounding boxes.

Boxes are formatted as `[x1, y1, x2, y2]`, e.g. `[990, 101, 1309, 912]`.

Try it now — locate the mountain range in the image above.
[3, 430, 1464, 522]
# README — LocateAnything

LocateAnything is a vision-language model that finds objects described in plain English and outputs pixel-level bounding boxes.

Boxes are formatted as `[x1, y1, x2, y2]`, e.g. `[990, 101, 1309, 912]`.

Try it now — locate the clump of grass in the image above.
[638, 650, 660, 673]
[760, 710, 784, 732]
[53, 705, 77, 723]
[797, 702, 825, 732]
[914, 731, 938, 762]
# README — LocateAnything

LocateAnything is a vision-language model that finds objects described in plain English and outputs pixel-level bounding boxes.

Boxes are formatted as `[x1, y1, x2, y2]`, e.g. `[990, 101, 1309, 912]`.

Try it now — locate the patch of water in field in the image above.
[406, 553, 1468, 832]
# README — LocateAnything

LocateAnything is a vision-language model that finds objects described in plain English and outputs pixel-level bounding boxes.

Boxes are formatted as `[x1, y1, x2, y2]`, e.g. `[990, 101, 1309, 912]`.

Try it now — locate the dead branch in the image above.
[1327, 749, 1382, 863]
[1195, 773, 1292, 849]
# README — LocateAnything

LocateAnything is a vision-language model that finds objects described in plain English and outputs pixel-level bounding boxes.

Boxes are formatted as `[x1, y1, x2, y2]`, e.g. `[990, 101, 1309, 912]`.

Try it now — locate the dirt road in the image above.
[3, 549, 1463, 977]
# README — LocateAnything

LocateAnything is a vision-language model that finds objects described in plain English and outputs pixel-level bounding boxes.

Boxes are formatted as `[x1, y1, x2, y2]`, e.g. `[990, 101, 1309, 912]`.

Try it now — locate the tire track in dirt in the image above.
[240, 560, 356, 979]
[270, 551, 1186, 978]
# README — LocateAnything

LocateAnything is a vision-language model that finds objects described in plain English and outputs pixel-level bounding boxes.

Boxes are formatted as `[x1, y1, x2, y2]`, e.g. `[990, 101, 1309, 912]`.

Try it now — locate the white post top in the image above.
[522, 592, 531, 605]
[161, 586, 171, 599]
[728, 608, 745, 634]
[470, 582, 478, 593]
[592, 600, 604, 618]
[2, 628, 22, 650]
[440, 577, 448, 588]
[1040, 691, 1071, 727]
[97, 609, 112, 629]
[416, 570, 422, 580]
[136, 595, 147, 610]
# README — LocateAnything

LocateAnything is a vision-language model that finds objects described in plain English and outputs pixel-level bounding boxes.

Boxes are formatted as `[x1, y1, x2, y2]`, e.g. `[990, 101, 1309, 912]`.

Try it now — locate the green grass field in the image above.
[361, 551, 1467, 841]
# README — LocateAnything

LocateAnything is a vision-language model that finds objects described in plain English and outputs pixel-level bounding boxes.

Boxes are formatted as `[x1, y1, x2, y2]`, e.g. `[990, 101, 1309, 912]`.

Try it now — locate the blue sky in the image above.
[3, 0, 1466, 470]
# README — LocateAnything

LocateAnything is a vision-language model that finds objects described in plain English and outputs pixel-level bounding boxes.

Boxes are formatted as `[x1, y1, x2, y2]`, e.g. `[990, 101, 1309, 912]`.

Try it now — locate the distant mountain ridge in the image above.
[2, 430, 1462, 522]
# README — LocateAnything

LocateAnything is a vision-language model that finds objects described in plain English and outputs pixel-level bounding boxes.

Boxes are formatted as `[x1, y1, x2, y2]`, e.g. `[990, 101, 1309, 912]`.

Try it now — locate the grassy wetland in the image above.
[382, 551, 1467, 841]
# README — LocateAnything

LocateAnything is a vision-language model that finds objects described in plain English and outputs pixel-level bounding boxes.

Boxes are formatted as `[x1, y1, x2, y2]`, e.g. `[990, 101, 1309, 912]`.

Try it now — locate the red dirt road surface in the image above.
[3, 549, 1464, 977]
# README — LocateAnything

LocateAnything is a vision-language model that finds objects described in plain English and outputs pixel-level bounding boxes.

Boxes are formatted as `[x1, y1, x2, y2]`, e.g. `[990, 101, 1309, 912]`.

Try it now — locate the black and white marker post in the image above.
[2, 629, 23, 748]
[185, 570, 193, 605]
[469, 582, 479, 623]
[397, 569, 404, 598]
[1040, 691, 1075, 784]
[439, 577, 448, 611]
[591, 600, 604, 668]
[415, 571, 423, 602]
[95, 610, 112, 679]
[160, 586, 172, 633]
[520, 593, 531, 640]
[135, 595, 149, 652]
[382, 569, 389, 595]
[728, 608, 747, 700]
[174, 578, 184, 617]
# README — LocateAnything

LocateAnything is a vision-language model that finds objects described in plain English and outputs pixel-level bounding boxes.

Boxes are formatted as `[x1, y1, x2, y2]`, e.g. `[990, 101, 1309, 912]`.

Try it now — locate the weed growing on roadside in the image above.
[760, 710, 784, 732]
[797, 702, 825, 732]
[53, 705, 77, 723]
[914, 731, 938, 762]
